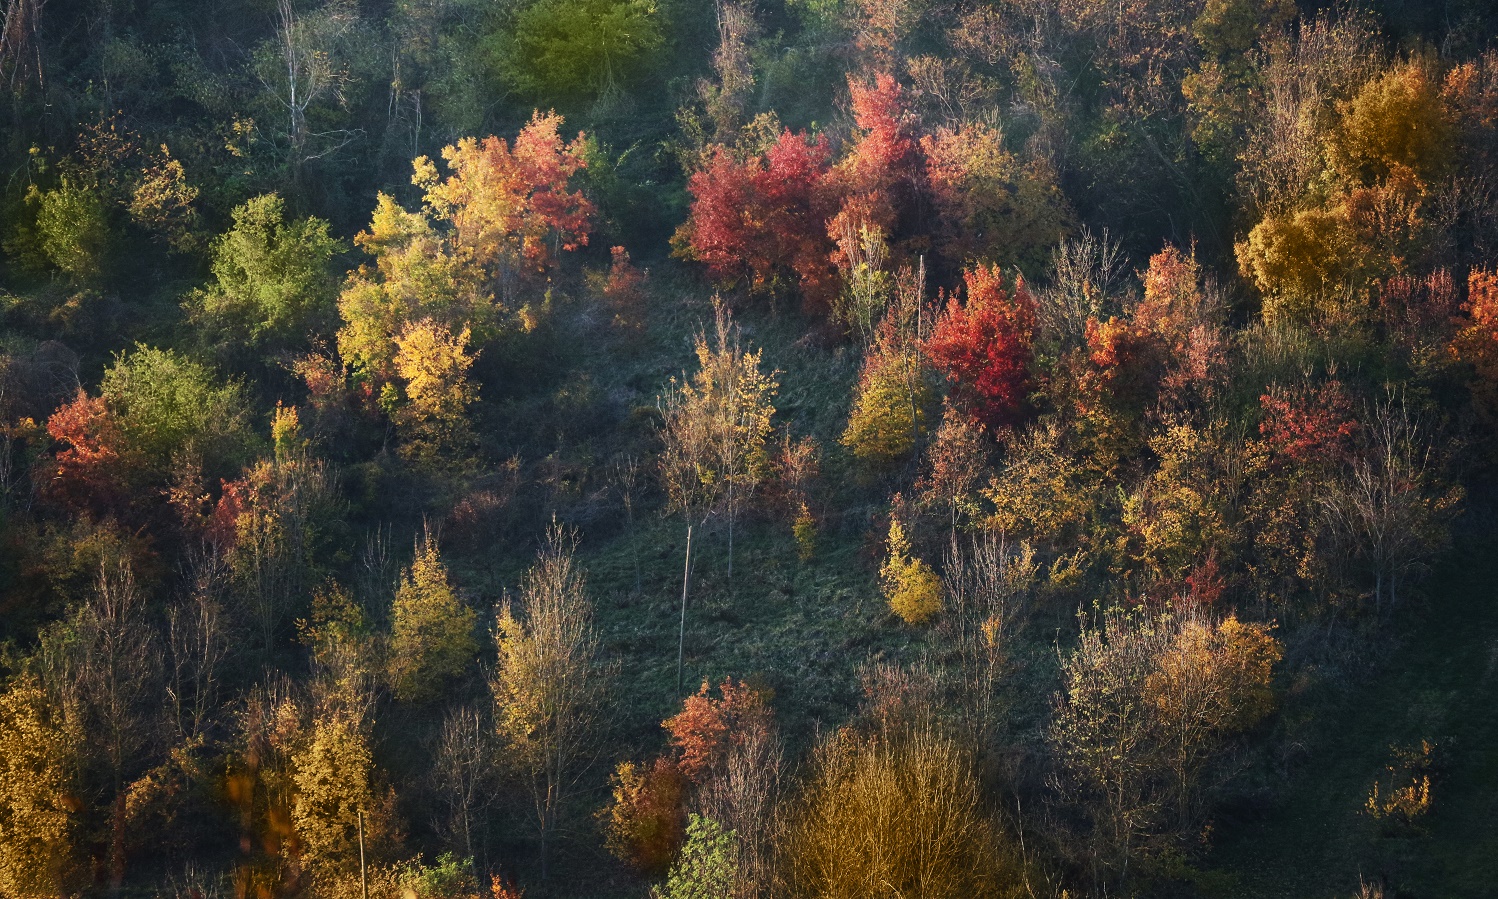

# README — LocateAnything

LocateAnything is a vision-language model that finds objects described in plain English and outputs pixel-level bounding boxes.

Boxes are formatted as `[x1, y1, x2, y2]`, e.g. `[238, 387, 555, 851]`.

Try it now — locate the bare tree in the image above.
[611, 454, 642, 593]
[943, 530, 1036, 742]
[54, 559, 164, 890]
[0, 0, 45, 94]
[694, 709, 783, 899]
[1321, 390, 1461, 615]
[168, 547, 231, 742]
[260, 0, 361, 179]
[491, 524, 610, 881]
[431, 705, 496, 874]
[1038, 227, 1128, 351]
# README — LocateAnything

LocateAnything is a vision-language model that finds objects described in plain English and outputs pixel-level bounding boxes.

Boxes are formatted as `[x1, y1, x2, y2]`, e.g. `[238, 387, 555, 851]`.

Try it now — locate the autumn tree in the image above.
[827, 73, 923, 263]
[1243, 379, 1361, 616]
[658, 302, 777, 684]
[387, 533, 477, 702]
[1050, 606, 1281, 874]
[920, 120, 1071, 273]
[602, 757, 688, 876]
[674, 130, 838, 308]
[923, 264, 1037, 430]
[1121, 422, 1238, 592]
[1321, 391, 1462, 614]
[42, 389, 132, 515]
[784, 722, 1023, 899]
[665, 679, 770, 786]
[842, 264, 936, 465]
[415, 114, 594, 292]
[1451, 268, 1498, 431]
[1237, 59, 1455, 323]
[339, 113, 592, 385]
[390, 320, 479, 466]
[491, 524, 608, 880]
[0, 674, 78, 899]
[292, 708, 398, 879]
[881, 516, 941, 625]
[678, 682, 783, 899]
[187, 193, 342, 351]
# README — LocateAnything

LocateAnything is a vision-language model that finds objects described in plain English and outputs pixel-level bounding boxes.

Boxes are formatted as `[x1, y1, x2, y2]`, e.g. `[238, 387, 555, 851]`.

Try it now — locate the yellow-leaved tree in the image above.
[337, 112, 592, 388]
[658, 300, 778, 688]
[291, 708, 399, 881]
[387, 534, 477, 703]
[1050, 606, 1281, 873]
[391, 320, 478, 466]
[0, 674, 78, 899]
[842, 264, 935, 466]
[492, 524, 608, 881]
[784, 722, 1025, 899]
[881, 517, 941, 625]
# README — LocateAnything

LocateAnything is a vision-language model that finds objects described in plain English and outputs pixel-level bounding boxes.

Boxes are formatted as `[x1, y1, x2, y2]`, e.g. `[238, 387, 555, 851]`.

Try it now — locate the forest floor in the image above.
[1203, 525, 1498, 898]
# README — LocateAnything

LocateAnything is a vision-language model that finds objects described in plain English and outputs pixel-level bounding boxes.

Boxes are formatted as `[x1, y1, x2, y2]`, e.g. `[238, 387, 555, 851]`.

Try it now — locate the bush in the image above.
[783, 724, 1024, 899]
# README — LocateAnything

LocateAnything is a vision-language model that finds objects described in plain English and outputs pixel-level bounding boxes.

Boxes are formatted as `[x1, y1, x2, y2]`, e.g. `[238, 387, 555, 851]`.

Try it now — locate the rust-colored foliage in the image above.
[664, 678, 769, 784]
[601, 757, 687, 875]
[1080, 314, 1164, 419]
[43, 390, 130, 514]
[922, 265, 1036, 430]
[490, 874, 526, 899]
[827, 73, 923, 267]
[599, 245, 647, 325]
[1378, 269, 1459, 351]
[1452, 268, 1498, 426]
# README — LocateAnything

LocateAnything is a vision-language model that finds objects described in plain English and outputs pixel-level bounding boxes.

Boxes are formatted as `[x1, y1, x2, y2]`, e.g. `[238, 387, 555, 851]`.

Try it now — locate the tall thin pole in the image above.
[358, 810, 368, 899]
[677, 523, 693, 694]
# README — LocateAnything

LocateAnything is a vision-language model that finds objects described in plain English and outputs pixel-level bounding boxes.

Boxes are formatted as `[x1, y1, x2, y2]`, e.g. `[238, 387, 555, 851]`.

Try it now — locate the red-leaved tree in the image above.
[827, 73, 924, 267]
[1259, 380, 1361, 468]
[922, 265, 1036, 429]
[675, 130, 837, 307]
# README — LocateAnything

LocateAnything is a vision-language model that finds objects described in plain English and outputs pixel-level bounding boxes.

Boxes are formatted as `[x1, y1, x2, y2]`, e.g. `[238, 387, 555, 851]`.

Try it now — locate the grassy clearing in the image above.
[1202, 529, 1498, 898]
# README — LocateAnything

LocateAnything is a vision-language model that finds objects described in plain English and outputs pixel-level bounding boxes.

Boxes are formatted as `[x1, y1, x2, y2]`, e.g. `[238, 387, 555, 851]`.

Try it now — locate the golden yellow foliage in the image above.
[841, 349, 933, 464]
[392, 319, 478, 464]
[291, 710, 395, 878]
[1328, 62, 1453, 186]
[387, 535, 477, 703]
[1366, 740, 1436, 823]
[881, 518, 942, 625]
[783, 724, 1025, 899]
[0, 675, 76, 899]
[1052, 608, 1281, 860]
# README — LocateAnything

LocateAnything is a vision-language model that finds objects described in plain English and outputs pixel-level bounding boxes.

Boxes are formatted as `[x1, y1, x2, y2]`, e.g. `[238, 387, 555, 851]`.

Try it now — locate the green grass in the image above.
[1202, 531, 1498, 898]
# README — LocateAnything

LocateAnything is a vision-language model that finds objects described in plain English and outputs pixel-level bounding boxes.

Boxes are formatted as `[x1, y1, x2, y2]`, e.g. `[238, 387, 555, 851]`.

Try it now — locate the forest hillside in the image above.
[1, 1, 1498, 897]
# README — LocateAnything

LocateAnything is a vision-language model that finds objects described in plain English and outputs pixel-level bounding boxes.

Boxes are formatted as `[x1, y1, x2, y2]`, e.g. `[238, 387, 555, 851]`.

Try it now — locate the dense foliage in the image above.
[2, 0, 1497, 897]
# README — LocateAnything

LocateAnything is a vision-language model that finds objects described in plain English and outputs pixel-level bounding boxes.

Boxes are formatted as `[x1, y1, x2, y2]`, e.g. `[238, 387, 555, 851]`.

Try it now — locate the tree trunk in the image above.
[678, 523, 694, 695]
